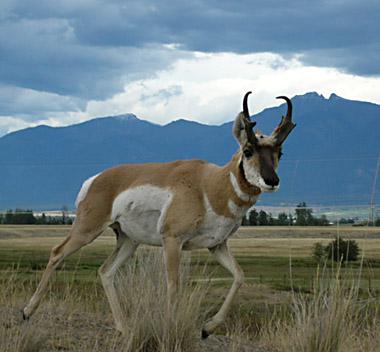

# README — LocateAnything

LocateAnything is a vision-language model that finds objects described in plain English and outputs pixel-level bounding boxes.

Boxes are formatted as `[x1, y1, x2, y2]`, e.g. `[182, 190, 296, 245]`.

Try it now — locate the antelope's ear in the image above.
[233, 112, 249, 146]
[234, 91, 258, 147]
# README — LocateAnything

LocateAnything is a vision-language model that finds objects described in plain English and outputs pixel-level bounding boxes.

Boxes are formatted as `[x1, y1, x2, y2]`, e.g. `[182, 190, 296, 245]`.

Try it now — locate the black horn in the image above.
[272, 95, 296, 145]
[243, 91, 252, 119]
[276, 96, 292, 120]
[241, 91, 257, 144]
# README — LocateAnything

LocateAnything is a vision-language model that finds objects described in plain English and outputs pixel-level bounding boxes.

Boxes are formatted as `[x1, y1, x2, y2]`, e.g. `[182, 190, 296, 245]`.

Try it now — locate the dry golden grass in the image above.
[237, 225, 380, 238]
[2, 224, 380, 238]
[259, 265, 380, 352]
[0, 270, 121, 352]
[2, 225, 380, 259]
[230, 238, 380, 258]
[113, 251, 211, 351]
[0, 250, 261, 351]
[1, 256, 379, 351]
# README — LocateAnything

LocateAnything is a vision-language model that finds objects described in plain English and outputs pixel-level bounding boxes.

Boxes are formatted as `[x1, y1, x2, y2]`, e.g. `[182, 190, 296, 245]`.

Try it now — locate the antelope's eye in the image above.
[243, 149, 253, 158]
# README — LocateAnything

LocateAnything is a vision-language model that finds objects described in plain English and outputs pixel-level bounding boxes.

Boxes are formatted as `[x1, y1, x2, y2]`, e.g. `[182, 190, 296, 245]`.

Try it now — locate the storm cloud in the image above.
[0, 0, 379, 134]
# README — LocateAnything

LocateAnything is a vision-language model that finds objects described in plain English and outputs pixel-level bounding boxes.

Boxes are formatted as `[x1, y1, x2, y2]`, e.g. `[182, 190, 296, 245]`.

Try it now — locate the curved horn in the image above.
[241, 91, 257, 144]
[243, 91, 252, 119]
[272, 95, 296, 145]
[276, 96, 292, 120]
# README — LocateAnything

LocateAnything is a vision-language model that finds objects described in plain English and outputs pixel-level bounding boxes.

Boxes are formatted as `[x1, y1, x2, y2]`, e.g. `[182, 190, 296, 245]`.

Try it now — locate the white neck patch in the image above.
[229, 172, 251, 202]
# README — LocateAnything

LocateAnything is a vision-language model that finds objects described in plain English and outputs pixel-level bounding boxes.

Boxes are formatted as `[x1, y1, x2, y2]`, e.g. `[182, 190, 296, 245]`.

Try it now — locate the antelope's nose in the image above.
[264, 174, 280, 187]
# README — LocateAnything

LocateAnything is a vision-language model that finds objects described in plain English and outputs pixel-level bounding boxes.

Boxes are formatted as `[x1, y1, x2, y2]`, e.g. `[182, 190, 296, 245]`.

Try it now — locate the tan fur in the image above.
[23, 151, 259, 327]
[23, 106, 289, 336]
[76, 154, 260, 230]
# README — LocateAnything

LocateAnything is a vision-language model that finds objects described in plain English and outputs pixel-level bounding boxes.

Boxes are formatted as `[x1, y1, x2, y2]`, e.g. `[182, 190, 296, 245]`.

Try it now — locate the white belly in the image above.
[111, 185, 173, 246]
[111, 186, 241, 249]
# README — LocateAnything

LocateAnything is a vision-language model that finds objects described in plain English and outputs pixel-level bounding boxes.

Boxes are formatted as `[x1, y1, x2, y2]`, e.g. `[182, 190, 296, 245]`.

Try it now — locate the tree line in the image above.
[0, 208, 73, 225]
[1, 202, 379, 226]
[242, 202, 330, 226]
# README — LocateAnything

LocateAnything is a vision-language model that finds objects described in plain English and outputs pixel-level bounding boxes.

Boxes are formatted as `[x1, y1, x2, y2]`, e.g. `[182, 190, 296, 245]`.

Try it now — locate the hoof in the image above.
[201, 329, 210, 339]
[21, 310, 29, 321]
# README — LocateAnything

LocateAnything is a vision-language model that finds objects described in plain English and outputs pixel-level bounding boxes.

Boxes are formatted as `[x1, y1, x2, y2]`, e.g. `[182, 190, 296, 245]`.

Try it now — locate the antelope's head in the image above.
[233, 91, 296, 192]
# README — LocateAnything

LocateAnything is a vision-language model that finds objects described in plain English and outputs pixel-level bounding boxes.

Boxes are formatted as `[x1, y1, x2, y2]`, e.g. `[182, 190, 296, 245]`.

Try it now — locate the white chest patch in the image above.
[111, 185, 173, 246]
[75, 173, 100, 208]
[183, 194, 239, 250]
[228, 199, 250, 218]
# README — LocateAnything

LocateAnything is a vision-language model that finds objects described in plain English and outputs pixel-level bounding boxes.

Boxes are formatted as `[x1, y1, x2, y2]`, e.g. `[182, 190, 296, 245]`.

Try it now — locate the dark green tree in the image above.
[295, 202, 314, 226]
[277, 212, 289, 226]
[314, 214, 329, 226]
[36, 213, 47, 225]
[258, 210, 269, 226]
[325, 237, 360, 262]
[248, 209, 259, 226]
[15, 209, 36, 224]
[4, 209, 36, 224]
[268, 213, 275, 226]
[5, 210, 13, 224]
[339, 218, 355, 225]
[241, 215, 249, 226]
[288, 213, 294, 226]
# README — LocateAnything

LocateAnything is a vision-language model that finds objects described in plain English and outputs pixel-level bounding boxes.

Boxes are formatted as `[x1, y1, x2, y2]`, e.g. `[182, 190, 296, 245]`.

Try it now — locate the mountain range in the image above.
[0, 92, 379, 210]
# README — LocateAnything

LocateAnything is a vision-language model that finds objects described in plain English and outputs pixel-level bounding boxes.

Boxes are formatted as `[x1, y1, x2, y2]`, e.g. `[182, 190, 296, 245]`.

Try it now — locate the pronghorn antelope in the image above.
[23, 92, 295, 337]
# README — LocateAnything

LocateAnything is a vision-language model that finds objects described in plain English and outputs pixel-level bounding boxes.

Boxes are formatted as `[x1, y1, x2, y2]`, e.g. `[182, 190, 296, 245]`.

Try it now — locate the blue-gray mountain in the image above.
[0, 92, 379, 210]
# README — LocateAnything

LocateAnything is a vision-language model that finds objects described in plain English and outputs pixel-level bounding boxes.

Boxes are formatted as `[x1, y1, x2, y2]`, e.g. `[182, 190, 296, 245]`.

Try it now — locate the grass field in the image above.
[1, 225, 379, 351]
[1, 225, 380, 288]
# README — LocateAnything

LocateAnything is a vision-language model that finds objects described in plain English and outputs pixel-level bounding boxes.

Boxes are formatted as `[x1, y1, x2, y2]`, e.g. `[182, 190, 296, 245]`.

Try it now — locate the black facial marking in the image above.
[259, 148, 280, 187]
[239, 160, 249, 185]
[243, 148, 253, 158]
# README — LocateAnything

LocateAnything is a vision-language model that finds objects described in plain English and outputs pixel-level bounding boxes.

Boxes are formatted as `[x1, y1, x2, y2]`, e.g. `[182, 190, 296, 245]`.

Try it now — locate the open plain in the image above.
[1, 225, 379, 351]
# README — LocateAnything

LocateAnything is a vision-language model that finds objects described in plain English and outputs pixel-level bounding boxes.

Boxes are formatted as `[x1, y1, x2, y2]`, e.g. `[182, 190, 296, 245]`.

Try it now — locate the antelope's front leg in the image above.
[202, 241, 244, 338]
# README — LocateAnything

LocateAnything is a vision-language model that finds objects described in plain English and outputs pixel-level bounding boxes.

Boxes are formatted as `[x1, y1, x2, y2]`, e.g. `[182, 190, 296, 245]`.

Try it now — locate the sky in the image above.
[1, 0, 380, 136]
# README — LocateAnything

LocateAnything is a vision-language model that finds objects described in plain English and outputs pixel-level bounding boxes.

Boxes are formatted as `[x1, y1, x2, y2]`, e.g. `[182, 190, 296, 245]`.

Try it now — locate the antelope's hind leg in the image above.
[99, 224, 139, 333]
[162, 236, 182, 305]
[23, 219, 107, 319]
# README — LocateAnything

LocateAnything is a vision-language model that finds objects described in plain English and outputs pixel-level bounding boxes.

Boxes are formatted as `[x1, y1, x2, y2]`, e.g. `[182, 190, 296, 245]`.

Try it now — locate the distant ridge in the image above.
[0, 92, 379, 209]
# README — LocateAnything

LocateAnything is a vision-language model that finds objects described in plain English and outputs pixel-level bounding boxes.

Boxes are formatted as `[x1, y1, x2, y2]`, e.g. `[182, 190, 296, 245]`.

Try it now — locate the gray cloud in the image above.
[0, 0, 379, 134]
[302, 43, 380, 76]
[0, 85, 84, 120]
[0, 16, 187, 99]
[2, 1, 379, 76]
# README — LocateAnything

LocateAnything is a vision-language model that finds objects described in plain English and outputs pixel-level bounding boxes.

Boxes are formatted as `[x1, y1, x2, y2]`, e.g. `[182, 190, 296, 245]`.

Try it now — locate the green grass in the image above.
[1, 224, 380, 292]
